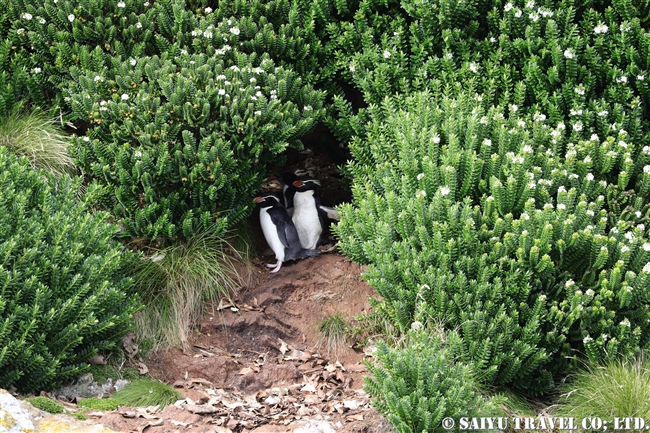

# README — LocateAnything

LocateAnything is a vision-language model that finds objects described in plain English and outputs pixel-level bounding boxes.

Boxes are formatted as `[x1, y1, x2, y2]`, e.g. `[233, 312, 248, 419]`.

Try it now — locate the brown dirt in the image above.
[88, 132, 393, 433]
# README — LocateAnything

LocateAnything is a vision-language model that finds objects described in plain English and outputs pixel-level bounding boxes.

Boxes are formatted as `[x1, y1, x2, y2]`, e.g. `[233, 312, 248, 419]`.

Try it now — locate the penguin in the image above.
[276, 172, 339, 220]
[291, 179, 328, 250]
[255, 194, 320, 273]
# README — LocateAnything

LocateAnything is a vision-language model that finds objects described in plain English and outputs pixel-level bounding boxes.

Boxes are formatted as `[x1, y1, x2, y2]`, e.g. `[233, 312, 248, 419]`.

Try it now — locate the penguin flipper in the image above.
[318, 205, 339, 221]
[267, 208, 292, 249]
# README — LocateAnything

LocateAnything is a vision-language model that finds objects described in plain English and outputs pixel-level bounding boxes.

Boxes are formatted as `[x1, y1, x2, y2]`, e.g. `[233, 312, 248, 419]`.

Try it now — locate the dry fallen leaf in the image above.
[85, 411, 105, 418]
[181, 403, 218, 414]
[278, 338, 289, 355]
[347, 413, 364, 421]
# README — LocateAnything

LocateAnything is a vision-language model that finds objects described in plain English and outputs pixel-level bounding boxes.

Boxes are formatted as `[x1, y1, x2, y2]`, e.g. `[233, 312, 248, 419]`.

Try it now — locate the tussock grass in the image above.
[553, 353, 650, 427]
[111, 379, 181, 408]
[316, 313, 350, 357]
[131, 227, 252, 350]
[0, 109, 75, 177]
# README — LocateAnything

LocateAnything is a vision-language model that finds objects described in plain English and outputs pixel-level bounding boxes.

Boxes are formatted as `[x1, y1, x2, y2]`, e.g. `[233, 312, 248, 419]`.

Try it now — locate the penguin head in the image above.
[254, 194, 283, 208]
[292, 179, 320, 191]
[276, 172, 298, 186]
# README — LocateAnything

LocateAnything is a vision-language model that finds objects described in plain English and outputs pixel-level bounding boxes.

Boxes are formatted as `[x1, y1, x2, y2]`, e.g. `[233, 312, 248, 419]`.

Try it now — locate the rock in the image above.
[0, 389, 120, 433]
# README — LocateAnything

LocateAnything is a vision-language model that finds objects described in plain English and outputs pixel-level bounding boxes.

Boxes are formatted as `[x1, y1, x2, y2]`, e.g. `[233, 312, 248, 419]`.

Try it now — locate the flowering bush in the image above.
[336, 90, 650, 393]
[67, 51, 323, 241]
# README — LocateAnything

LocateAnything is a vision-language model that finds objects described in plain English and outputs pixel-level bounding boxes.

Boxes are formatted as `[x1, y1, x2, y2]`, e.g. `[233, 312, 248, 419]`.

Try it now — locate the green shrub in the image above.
[24, 397, 64, 414]
[554, 354, 650, 426]
[365, 328, 494, 433]
[2, 0, 154, 114]
[112, 379, 182, 408]
[336, 90, 650, 393]
[67, 50, 323, 242]
[88, 365, 140, 385]
[0, 148, 140, 393]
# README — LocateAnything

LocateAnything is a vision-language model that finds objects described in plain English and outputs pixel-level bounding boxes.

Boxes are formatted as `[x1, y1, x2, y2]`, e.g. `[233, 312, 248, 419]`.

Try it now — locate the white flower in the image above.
[445, 53, 453, 59]
[558, 203, 566, 210]
[135, 151, 142, 158]
[490, 37, 496, 42]
[22, 13, 32, 20]
[433, 136, 441, 144]
[558, 185, 567, 193]
[586, 289, 595, 297]
[216, 75, 226, 80]
[573, 121, 583, 132]
[586, 173, 594, 181]
[533, 112, 546, 122]
[218, 89, 226, 95]
[529, 12, 539, 21]
[68, 13, 75, 22]
[440, 186, 451, 196]
[644, 262, 650, 274]
[17, 28, 25, 35]
[563, 49, 574, 59]
[569, 109, 583, 116]
[625, 231, 634, 241]
[469, 63, 478, 73]
[136, 22, 142, 29]
[254, 110, 262, 116]
[526, 0, 535, 7]
[618, 140, 628, 149]
[205, 7, 212, 13]
[39, 17, 46, 24]
[480, 116, 488, 124]
[121, 93, 129, 100]
[304, 105, 312, 111]
[83, 136, 90, 142]
[383, 50, 391, 59]
[620, 319, 631, 327]
[594, 23, 608, 34]
[583, 336, 593, 344]
[144, 1, 149, 5]
[511, 104, 518, 112]
[597, 110, 608, 117]
[180, 49, 187, 55]
[514, 9, 522, 17]
[574, 86, 585, 95]
[590, 134, 599, 141]
[417, 173, 425, 180]
[130, 59, 136, 66]
[117, 1, 126, 7]
[621, 245, 630, 253]
[33, 67, 41, 73]
[504, 2, 513, 11]
[191, 30, 198, 37]
[483, 138, 492, 146]
[99, 100, 106, 105]
[616, 75, 628, 83]
[638, 75, 645, 81]
[416, 190, 427, 199]
[228, 19, 232, 25]
[620, 22, 631, 32]
[551, 129, 562, 138]
[230, 27, 240, 35]
[523, 145, 533, 153]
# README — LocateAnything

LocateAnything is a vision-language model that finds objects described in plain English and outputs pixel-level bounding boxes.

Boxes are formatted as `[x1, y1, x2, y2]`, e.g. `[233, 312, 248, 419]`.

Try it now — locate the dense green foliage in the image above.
[337, 90, 650, 394]
[365, 329, 494, 433]
[0, 149, 139, 393]
[332, 0, 650, 400]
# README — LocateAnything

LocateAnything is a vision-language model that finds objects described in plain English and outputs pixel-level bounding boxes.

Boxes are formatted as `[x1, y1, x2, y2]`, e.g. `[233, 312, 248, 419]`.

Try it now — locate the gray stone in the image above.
[0, 389, 120, 433]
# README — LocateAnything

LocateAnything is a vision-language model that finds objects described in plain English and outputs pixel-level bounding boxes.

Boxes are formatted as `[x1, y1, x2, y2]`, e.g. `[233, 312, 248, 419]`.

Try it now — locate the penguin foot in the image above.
[268, 260, 282, 273]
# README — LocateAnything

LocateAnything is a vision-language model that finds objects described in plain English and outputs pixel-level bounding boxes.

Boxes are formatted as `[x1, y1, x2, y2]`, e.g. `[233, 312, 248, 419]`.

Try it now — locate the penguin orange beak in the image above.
[292, 180, 304, 187]
[254, 197, 263, 203]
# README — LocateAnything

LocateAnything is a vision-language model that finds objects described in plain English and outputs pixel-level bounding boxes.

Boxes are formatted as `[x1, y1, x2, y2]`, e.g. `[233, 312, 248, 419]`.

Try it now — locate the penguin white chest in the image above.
[260, 208, 286, 262]
[292, 190, 322, 249]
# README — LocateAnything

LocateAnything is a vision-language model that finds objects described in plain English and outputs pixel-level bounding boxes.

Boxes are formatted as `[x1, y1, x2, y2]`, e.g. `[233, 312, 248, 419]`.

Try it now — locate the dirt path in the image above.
[91, 253, 391, 433]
